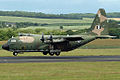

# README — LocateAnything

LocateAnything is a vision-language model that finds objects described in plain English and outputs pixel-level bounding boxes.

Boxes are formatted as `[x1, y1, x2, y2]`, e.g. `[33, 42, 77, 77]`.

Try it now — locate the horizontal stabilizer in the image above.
[96, 35, 116, 39]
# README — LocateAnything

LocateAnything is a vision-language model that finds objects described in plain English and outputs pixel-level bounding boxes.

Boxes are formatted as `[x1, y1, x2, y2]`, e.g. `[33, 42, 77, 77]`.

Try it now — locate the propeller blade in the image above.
[49, 34, 53, 42]
[40, 33, 44, 42]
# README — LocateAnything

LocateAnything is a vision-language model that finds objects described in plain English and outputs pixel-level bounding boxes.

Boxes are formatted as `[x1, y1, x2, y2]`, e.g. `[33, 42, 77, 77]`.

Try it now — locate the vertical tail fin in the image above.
[90, 8, 108, 36]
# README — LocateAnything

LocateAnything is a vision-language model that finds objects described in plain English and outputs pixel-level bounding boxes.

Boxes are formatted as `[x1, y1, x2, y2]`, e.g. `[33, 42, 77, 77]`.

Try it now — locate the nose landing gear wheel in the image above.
[13, 52, 18, 56]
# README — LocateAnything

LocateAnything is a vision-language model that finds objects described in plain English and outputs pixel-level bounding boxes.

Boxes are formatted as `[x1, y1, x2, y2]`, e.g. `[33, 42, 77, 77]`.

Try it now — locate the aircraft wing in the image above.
[45, 35, 84, 43]
[49, 35, 116, 43]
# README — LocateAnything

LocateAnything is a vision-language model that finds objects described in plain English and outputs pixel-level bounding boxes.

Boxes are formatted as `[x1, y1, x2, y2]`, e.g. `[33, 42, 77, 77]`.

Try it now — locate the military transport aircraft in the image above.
[2, 9, 115, 56]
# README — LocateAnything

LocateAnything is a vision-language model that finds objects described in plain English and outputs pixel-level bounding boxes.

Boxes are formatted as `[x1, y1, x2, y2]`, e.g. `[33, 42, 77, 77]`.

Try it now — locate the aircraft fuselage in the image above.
[2, 35, 96, 56]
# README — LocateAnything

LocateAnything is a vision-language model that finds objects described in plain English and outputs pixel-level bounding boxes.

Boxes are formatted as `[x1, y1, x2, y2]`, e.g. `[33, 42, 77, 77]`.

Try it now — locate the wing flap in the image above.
[64, 37, 84, 41]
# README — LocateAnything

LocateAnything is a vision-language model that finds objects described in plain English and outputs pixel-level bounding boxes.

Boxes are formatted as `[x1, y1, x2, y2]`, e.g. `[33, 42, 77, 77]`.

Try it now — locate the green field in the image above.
[81, 39, 120, 49]
[0, 62, 120, 80]
[0, 16, 93, 24]
[0, 16, 93, 31]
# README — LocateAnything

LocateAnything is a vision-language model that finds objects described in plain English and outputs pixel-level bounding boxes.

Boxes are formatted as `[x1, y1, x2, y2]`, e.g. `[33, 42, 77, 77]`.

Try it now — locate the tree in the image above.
[0, 30, 7, 40]
[66, 30, 74, 35]
[35, 28, 45, 34]
[6, 29, 16, 38]
[60, 26, 63, 30]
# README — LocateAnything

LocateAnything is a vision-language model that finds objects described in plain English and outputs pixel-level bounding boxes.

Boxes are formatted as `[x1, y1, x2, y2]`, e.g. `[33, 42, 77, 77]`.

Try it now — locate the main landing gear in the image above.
[49, 52, 60, 56]
[43, 50, 61, 56]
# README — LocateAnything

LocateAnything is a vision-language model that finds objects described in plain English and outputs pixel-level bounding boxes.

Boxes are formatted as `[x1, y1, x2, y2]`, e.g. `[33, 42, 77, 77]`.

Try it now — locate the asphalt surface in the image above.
[0, 56, 120, 63]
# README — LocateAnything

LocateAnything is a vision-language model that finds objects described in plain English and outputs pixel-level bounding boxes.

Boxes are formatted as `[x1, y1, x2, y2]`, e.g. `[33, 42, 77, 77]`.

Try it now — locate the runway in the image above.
[0, 56, 120, 63]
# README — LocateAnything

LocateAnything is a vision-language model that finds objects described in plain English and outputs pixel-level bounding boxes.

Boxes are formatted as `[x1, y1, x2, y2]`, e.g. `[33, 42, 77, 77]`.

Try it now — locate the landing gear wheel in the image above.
[13, 52, 18, 56]
[49, 52, 54, 56]
[55, 52, 60, 56]
[43, 52, 48, 55]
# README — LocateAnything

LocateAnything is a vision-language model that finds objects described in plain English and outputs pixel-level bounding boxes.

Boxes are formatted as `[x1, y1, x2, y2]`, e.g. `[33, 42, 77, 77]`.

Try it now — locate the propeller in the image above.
[40, 33, 53, 43]
[40, 33, 45, 42]
[48, 33, 53, 42]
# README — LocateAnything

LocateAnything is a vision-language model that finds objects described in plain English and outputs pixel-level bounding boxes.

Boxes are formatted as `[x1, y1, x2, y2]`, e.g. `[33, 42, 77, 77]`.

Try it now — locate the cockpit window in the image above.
[11, 40, 17, 43]
[7, 39, 11, 43]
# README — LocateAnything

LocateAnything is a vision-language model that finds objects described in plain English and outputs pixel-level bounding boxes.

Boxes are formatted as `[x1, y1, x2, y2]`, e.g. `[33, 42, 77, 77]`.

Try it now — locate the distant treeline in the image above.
[0, 21, 91, 28]
[0, 11, 83, 19]
[0, 11, 120, 19]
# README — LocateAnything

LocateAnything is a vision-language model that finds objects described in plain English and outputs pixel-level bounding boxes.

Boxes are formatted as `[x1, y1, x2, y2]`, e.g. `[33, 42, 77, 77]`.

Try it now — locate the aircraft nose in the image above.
[2, 44, 9, 50]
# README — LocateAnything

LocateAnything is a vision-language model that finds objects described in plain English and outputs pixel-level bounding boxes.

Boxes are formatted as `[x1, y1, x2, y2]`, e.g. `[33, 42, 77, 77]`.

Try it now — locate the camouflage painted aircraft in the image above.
[2, 9, 115, 56]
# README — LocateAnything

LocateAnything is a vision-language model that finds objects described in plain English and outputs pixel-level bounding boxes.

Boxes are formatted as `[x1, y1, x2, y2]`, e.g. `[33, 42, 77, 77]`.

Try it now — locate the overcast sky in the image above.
[0, 0, 119, 14]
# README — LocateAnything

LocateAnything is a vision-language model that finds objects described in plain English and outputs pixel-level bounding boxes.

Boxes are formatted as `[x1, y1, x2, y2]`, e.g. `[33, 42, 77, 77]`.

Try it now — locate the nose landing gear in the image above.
[13, 52, 18, 56]
[43, 52, 48, 55]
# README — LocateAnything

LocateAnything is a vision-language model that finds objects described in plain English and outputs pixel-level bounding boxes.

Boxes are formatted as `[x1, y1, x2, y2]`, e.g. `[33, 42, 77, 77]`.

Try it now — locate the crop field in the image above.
[0, 41, 7, 50]
[19, 25, 91, 31]
[0, 16, 93, 24]
[0, 41, 7, 45]
[109, 18, 120, 21]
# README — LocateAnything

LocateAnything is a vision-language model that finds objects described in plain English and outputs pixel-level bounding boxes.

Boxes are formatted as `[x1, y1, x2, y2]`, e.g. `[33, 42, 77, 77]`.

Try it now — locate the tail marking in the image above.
[92, 25, 104, 36]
